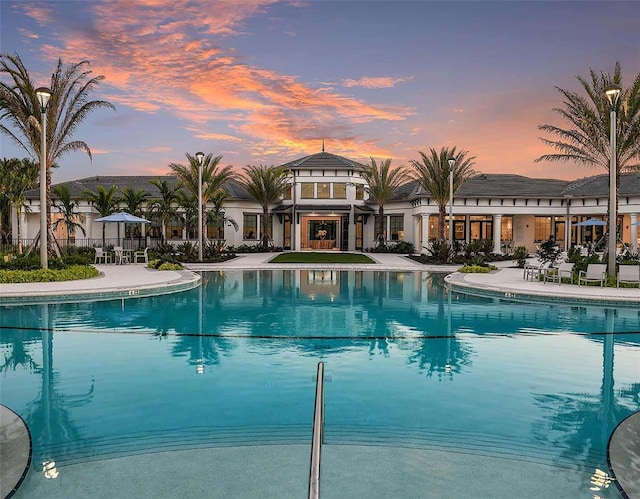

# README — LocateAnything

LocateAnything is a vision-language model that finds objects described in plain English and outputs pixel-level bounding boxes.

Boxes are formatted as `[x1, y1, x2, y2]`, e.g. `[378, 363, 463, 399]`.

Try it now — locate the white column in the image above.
[631, 213, 638, 250]
[421, 214, 430, 253]
[493, 214, 502, 254]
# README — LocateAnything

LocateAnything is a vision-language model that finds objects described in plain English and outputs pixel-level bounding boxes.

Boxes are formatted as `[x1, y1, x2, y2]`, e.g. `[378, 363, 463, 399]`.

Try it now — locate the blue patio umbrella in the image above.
[575, 218, 607, 226]
[95, 212, 150, 223]
[95, 212, 150, 242]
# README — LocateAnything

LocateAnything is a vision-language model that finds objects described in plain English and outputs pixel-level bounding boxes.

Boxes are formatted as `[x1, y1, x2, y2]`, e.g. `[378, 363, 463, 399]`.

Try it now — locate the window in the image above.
[317, 182, 330, 199]
[208, 216, 225, 239]
[534, 216, 552, 242]
[243, 214, 258, 239]
[355, 184, 364, 200]
[501, 216, 513, 241]
[390, 215, 404, 241]
[301, 183, 314, 199]
[283, 185, 292, 200]
[333, 183, 346, 199]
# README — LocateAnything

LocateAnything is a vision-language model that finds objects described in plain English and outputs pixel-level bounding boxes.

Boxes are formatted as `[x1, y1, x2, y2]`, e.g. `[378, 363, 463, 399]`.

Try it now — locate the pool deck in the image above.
[1, 253, 639, 498]
[1, 253, 637, 304]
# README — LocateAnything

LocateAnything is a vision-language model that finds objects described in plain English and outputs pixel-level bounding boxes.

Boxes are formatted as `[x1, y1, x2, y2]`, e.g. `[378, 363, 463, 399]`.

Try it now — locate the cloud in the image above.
[342, 76, 413, 89]
[17, 28, 39, 39]
[21, 0, 411, 162]
[452, 108, 464, 113]
[146, 146, 173, 153]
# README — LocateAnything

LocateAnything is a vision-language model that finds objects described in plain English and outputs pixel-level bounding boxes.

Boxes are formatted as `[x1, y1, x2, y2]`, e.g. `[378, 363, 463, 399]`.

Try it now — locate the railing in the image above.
[308, 361, 325, 499]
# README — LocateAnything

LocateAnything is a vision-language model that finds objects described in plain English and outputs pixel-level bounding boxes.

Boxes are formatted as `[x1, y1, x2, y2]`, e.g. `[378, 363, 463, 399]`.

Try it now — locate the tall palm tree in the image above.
[411, 147, 476, 240]
[240, 165, 289, 250]
[52, 184, 86, 247]
[536, 62, 640, 244]
[119, 187, 149, 217]
[0, 53, 115, 256]
[148, 179, 179, 241]
[1, 157, 39, 253]
[359, 158, 411, 248]
[83, 185, 119, 246]
[169, 153, 237, 247]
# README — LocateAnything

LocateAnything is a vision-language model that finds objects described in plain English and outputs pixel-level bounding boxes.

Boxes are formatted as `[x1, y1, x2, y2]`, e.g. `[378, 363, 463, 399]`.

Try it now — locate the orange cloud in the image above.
[21, 1, 411, 165]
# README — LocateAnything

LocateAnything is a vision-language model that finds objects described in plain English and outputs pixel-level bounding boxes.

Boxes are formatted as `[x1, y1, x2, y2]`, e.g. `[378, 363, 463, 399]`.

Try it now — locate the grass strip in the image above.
[269, 252, 375, 264]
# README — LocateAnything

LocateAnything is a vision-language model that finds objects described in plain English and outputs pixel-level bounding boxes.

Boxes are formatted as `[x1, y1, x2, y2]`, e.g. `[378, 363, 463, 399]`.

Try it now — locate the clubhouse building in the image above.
[13, 150, 640, 253]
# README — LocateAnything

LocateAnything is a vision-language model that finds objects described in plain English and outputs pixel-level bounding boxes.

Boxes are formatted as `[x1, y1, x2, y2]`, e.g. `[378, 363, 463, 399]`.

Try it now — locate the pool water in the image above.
[1, 270, 638, 498]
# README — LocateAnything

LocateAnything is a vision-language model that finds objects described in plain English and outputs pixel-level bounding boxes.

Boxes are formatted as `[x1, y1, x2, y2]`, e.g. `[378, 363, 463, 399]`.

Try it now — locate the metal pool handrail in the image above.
[308, 361, 325, 499]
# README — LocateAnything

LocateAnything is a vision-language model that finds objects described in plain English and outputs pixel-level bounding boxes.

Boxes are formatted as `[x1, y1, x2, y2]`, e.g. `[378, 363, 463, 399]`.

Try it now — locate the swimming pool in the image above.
[1, 270, 638, 498]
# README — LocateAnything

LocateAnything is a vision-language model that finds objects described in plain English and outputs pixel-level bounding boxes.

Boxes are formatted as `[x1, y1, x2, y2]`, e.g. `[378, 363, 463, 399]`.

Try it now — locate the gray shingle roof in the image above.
[279, 151, 367, 170]
[25, 175, 252, 200]
[562, 173, 640, 197]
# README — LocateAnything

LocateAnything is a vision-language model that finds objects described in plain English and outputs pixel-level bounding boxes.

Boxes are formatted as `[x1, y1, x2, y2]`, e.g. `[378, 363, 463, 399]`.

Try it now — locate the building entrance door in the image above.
[305, 218, 339, 250]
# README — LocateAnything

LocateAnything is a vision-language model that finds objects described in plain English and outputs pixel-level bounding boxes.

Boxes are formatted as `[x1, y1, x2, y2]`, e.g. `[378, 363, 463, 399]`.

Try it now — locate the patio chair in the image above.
[133, 247, 149, 264]
[113, 246, 130, 265]
[578, 263, 607, 287]
[523, 261, 551, 281]
[544, 262, 575, 285]
[617, 265, 640, 288]
[94, 247, 111, 264]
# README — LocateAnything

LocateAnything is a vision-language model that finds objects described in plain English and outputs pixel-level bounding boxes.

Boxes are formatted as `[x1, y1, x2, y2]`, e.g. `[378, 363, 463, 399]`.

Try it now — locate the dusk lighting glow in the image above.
[1, 1, 638, 182]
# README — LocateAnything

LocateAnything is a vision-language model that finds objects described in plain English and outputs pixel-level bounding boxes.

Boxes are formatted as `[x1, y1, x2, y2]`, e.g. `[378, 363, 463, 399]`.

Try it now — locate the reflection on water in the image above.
[1, 270, 638, 498]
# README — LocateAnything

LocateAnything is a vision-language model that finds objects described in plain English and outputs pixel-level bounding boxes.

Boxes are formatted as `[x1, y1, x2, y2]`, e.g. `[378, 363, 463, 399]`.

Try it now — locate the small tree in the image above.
[536, 237, 562, 265]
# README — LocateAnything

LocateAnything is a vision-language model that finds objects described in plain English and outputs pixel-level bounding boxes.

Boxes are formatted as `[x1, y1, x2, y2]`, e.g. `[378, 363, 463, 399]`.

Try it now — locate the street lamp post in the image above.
[36, 87, 52, 269]
[195, 152, 205, 262]
[605, 84, 621, 277]
[448, 158, 456, 248]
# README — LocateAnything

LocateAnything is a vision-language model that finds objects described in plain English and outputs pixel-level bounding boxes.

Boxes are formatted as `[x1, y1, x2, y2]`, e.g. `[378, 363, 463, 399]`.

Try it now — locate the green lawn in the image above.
[269, 252, 376, 264]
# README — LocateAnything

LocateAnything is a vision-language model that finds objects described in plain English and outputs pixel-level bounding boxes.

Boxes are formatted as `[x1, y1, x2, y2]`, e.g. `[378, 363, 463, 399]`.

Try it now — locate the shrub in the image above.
[157, 262, 183, 271]
[0, 265, 99, 283]
[513, 246, 528, 268]
[458, 264, 497, 273]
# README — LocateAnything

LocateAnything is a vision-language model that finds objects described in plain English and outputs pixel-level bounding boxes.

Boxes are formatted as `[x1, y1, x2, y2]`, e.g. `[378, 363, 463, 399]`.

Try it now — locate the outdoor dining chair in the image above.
[578, 263, 607, 287]
[133, 247, 149, 264]
[617, 264, 640, 288]
[523, 261, 551, 281]
[94, 247, 111, 264]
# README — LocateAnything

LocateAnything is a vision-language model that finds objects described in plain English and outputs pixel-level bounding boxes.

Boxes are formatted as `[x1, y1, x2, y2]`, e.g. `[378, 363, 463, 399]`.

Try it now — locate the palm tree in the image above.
[411, 147, 476, 240]
[83, 185, 119, 246]
[175, 191, 198, 239]
[206, 189, 239, 237]
[119, 188, 149, 217]
[52, 184, 86, 248]
[1, 157, 39, 253]
[536, 62, 640, 246]
[148, 179, 179, 241]
[169, 153, 237, 248]
[359, 158, 411, 248]
[240, 165, 289, 250]
[0, 53, 115, 257]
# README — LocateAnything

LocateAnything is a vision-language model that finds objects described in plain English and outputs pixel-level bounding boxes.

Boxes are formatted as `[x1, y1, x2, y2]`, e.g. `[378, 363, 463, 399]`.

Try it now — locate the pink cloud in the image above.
[19, 1, 415, 169]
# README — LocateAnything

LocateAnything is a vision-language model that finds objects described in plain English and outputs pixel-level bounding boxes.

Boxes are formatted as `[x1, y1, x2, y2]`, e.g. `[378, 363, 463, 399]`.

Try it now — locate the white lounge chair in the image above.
[133, 247, 149, 264]
[94, 247, 111, 264]
[544, 262, 575, 285]
[617, 265, 640, 288]
[578, 263, 607, 287]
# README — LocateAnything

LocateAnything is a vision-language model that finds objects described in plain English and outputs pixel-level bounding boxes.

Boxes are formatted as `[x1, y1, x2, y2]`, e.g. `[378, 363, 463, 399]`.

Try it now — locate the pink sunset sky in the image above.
[1, 0, 639, 182]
